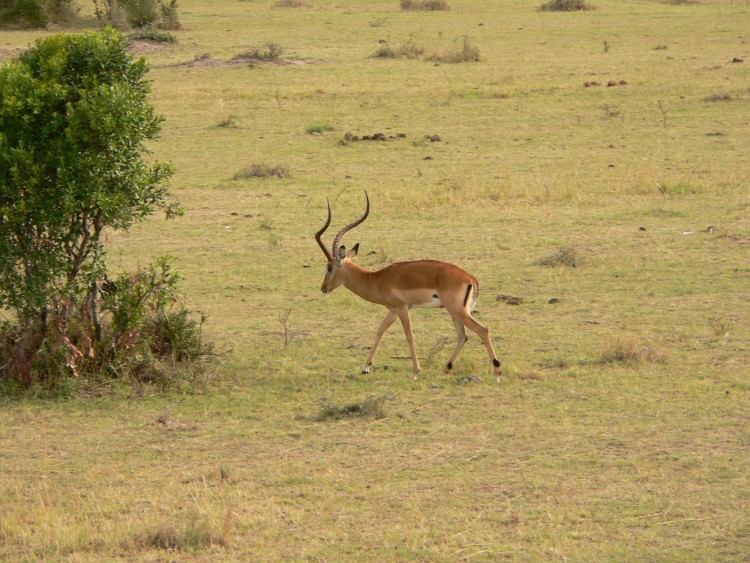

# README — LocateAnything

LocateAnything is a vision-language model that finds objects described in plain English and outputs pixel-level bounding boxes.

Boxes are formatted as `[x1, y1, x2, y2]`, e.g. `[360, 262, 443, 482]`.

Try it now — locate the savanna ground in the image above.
[1, 0, 749, 560]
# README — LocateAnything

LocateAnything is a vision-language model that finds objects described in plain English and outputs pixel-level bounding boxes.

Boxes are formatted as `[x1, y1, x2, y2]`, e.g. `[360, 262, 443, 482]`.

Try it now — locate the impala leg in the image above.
[396, 308, 421, 376]
[444, 316, 469, 373]
[362, 310, 398, 374]
[457, 313, 502, 378]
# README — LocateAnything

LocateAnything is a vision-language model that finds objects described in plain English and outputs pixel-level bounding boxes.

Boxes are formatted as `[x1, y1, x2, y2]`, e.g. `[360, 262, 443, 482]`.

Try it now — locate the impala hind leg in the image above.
[362, 310, 398, 374]
[455, 312, 502, 379]
[444, 316, 468, 373]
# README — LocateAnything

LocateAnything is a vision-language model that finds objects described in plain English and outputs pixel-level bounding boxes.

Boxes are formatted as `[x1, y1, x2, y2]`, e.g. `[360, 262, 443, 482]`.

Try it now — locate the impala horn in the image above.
[331, 191, 370, 259]
[315, 198, 333, 261]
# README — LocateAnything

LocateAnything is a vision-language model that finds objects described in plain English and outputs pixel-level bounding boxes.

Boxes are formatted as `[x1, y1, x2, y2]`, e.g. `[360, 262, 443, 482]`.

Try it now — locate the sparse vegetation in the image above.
[273, 0, 310, 8]
[400, 0, 451, 10]
[215, 114, 238, 128]
[233, 163, 292, 179]
[306, 122, 334, 134]
[127, 23, 177, 42]
[537, 246, 581, 267]
[540, 0, 595, 11]
[317, 394, 394, 420]
[597, 335, 666, 365]
[426, 36, 480, 63]
[0, 1, 748, 561]
[372, 38, 425, 59]
[233, 43, 284, 62]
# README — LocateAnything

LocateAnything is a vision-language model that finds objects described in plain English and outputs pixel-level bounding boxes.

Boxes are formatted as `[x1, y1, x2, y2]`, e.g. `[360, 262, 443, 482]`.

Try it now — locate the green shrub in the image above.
[0, 0, 48, 28]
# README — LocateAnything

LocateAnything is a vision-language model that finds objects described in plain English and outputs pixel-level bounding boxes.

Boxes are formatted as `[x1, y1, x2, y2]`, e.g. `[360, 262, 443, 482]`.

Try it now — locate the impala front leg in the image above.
[396, 308, 421, 376]
[362, 309, 398, 374]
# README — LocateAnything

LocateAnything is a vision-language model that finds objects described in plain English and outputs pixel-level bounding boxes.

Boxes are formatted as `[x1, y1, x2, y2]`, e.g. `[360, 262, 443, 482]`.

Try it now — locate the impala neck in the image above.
[340, 260, 383, 304]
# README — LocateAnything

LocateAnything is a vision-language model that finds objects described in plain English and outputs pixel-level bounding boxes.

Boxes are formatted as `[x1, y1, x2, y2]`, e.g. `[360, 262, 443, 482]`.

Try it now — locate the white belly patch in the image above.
[413, 294, 444, 309]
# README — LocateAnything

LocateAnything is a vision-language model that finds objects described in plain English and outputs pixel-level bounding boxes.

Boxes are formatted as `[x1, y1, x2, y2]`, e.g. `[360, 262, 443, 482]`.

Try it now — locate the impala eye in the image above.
[327, 264, 333, 273]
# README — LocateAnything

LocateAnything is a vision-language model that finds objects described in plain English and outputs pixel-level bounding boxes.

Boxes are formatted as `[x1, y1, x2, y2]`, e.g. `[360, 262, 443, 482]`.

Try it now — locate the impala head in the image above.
[314, 191, 370, 294]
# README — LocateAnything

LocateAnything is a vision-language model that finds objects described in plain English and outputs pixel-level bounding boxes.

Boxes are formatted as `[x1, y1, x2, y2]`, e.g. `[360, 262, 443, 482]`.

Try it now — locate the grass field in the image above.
[1, 0, 749, 560]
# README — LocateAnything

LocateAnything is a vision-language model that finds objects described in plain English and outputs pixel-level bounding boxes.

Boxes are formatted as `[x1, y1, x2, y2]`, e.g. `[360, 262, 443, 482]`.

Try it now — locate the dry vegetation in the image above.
[1, 0, 749, 560]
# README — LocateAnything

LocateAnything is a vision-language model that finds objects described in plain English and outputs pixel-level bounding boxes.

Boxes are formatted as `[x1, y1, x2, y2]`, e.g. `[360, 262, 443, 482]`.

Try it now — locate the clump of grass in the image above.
[134, 512, 229, 551]
[234, 164, 291, 180]
[537, 246, 580, 267]
[598, 336, 666, 365]
[400, 0, 451, 10]
[317, 394, 394, 421]
[657, 181, 702, 195]
[127, 25, 177, 43]
[233, 43, 284, 62]
[306, 122, 334, 135]
[215, 115, 238, 128]
[273, 0, 310, 8]
[427, 36, 480, 63]
[372, 39, 425, 59]
[703, 93, 733, 103]
[540, 0, 596, 11]
[662, 0, 699, 5]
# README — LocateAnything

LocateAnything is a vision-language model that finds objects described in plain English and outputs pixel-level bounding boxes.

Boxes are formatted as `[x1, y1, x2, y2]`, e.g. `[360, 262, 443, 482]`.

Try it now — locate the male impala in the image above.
[315, 192, 502, 378]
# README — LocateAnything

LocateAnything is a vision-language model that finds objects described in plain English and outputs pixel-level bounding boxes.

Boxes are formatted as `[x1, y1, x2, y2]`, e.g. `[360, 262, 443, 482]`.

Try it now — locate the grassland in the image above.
[1, 0, 749, 560]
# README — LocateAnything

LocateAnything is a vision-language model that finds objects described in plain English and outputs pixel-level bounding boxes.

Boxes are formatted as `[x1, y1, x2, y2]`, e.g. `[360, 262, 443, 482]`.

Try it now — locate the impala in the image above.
[315, 192, 502, 378]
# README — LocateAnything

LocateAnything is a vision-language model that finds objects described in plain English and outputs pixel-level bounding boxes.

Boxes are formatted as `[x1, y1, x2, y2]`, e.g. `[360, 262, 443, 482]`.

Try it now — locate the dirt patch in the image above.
[127, 40, 171, 55]
[163, 53, 316, 69]
[0, 48, 26, 61]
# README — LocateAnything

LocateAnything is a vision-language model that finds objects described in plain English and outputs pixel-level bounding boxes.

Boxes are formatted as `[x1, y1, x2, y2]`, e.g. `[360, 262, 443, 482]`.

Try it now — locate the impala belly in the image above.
[393, 287, 443, 309]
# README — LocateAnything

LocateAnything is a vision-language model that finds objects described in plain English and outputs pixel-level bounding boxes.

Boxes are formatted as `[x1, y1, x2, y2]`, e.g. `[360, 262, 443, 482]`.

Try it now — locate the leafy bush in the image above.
[0, 29, 206, 395]
[93, 0, 181, 29]
[0, 0, 48, 28]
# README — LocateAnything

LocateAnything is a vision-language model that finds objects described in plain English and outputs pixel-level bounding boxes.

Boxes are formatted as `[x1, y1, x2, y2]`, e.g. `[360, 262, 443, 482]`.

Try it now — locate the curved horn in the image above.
[314, 198, 333, 261]
[331, 191, 370, 259]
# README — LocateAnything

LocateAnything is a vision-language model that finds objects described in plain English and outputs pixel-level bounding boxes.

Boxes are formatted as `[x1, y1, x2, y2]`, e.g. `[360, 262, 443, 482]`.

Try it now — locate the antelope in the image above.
[315, 192, 502, 379]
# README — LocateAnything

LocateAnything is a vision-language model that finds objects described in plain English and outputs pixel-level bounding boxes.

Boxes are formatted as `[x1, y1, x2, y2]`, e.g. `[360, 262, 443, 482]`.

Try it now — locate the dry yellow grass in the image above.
[1, 0, 749, 559]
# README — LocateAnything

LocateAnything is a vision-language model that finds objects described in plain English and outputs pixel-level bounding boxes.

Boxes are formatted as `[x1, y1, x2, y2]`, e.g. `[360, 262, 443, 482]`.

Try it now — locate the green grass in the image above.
[1, 0, 749, 559]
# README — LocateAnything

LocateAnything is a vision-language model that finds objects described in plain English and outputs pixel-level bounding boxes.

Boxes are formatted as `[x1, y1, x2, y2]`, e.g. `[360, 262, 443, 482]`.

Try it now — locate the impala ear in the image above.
[347, 243, 360, 259]
[337, 246, 347, 261]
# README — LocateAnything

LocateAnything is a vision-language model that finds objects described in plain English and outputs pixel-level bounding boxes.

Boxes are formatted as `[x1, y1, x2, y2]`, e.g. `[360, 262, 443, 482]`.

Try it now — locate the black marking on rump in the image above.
[493, 359, 501, 367]
[463, 284, 473, 308]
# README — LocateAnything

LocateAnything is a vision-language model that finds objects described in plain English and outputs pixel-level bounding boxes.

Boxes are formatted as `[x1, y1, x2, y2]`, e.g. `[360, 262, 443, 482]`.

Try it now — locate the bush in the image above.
[0, 0, 48, 28]
[0, 258, 214, 396]
[0, 29, 197, 394]
[93, 0, 180, 30]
